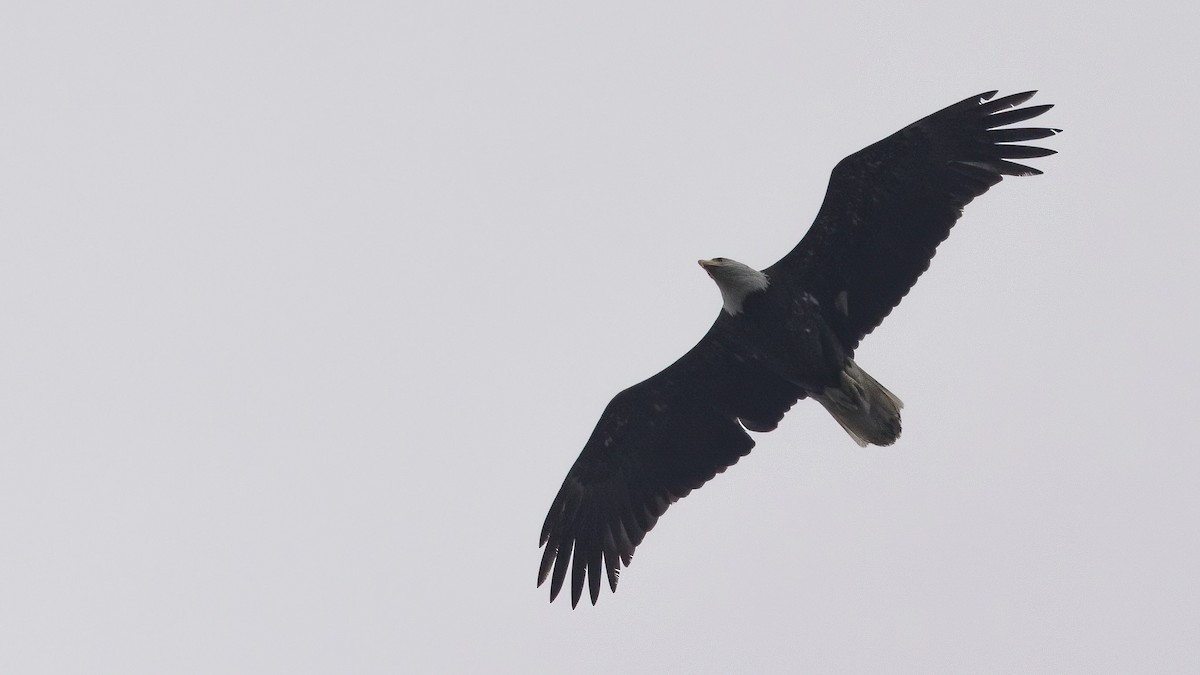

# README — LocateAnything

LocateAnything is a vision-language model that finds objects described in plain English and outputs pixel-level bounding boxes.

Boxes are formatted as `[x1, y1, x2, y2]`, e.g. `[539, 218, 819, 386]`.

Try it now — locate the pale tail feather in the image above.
[813, 359, 903, 447]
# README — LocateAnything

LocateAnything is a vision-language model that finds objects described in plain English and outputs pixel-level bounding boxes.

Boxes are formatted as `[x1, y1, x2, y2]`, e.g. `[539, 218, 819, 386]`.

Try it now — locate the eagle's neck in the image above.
[714, 267, 770, 315]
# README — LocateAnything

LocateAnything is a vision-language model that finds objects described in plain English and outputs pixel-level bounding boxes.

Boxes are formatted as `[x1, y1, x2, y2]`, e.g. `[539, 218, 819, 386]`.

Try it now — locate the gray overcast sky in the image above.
[3, 2, 1197, 673]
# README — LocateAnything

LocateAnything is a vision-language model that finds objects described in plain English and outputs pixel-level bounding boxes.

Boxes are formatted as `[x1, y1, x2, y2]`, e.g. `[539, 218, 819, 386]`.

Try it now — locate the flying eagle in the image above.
[538, 91, 1058, 607]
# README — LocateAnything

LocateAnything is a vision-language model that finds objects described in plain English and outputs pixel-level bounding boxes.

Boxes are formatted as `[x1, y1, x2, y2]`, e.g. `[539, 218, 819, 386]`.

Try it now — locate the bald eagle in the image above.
[539, 91, 1058, 607]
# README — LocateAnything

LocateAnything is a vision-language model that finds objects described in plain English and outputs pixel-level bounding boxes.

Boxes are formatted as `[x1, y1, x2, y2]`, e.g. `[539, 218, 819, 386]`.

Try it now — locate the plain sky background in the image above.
[3, 2, 1198, 673]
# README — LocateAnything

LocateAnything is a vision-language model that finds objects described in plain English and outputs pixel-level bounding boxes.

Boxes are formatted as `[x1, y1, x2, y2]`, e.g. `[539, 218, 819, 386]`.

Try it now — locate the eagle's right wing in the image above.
[538, 325, 803, 607]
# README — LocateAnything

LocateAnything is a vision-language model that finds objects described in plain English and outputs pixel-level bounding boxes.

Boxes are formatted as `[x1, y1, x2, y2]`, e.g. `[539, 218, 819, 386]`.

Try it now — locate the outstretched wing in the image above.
[765, 90, 1058, 351]
[538, 324, 803, 607]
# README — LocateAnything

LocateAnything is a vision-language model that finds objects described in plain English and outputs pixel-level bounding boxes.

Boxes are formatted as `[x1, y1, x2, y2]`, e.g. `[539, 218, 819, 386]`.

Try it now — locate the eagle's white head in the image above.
[698, 258, 770, 315]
